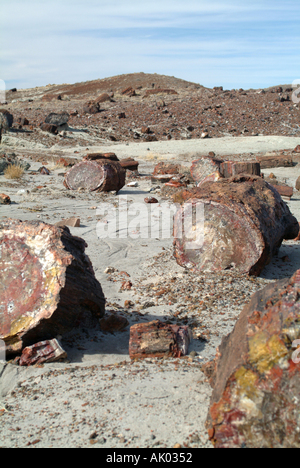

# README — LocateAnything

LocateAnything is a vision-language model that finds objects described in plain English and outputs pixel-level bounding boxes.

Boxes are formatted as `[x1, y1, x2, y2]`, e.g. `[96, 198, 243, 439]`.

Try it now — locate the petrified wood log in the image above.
[206, 269, 300, 448]
[190, 156, 223, 184]
[129, 320, 192, 359]
[83, 152, 119, 162]
[0, 219, 106, 355]
[264, 178, 294, 200]
[272, 184, 294, 200]
[256, 154, 293, 168]
[119, 158, 139, 171]
[64, 159, 126, 192]
[173, 175, 299, 276]
[19, 339, 67, 366]
[220, 161, 261, 178]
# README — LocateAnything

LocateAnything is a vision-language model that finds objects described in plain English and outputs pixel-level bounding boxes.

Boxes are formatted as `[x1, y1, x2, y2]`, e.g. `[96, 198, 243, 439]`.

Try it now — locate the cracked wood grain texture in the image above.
[173, 175, 299, 276]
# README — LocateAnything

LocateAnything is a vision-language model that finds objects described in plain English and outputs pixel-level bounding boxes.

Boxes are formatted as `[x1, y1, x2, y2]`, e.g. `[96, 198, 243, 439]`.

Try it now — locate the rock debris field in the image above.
[1, 73, 300, 448]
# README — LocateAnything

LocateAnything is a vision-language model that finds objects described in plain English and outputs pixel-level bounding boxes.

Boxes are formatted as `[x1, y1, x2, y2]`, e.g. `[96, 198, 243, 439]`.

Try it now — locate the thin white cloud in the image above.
[1, 0, 300, 89]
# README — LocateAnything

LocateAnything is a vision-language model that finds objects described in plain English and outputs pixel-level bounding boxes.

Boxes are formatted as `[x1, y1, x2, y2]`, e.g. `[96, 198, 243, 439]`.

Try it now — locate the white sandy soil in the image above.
[1, 136, 300, 448]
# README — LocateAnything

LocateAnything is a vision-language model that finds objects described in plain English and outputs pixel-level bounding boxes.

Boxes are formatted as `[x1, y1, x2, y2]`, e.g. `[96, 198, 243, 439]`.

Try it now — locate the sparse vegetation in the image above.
[4, 164, 24, 179]
[48, 158, 67, 171]
[143, 152, 159, 160]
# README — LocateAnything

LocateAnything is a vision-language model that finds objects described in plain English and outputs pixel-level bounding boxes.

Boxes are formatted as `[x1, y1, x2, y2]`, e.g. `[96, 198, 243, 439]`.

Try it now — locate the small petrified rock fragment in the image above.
[55, 217, 80, 228]
[0, 193, 11, 204]
[19, 339, 67, 366]
[129, 320, 192, 359]
[144, 197, 159, 204]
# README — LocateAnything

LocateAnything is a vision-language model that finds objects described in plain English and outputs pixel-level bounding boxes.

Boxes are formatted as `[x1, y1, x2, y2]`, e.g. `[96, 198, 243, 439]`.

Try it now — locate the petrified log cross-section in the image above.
[64, 159, 126, 192]
[0, 219, 106, 355]
[173, 175, 299, 276]
[206, 269, 300, 448]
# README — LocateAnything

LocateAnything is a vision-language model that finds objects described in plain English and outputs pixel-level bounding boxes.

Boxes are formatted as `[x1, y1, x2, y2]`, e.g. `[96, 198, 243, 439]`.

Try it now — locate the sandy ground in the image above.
[1, 135, 300, 449]
[3, 133, 300, 159]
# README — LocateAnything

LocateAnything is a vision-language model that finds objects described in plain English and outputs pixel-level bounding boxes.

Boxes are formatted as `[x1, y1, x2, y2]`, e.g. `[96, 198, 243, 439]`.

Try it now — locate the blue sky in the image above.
[0, 0, 300, 90]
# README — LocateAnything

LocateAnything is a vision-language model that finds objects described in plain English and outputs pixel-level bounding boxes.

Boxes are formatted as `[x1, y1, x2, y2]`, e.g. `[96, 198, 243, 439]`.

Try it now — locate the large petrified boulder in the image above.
[206, 269, 300, 448]
[173, 175, 299, 276]
[0, 219, 106, 355]
[64, 159, 126, 193]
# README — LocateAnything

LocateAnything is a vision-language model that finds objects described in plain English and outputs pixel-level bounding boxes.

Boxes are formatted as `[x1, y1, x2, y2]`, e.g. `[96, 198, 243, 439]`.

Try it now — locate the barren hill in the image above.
[1, 72, 299, 151]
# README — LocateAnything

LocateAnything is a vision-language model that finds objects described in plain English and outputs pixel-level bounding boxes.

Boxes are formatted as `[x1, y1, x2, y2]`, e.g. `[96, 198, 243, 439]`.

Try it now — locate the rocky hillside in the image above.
[1, 73, 299, 149]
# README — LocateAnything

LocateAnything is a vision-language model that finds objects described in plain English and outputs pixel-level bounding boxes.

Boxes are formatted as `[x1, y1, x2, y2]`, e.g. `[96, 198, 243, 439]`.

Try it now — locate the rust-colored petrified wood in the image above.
[129, 320, 192, 359]
[64, 159, 126, 192]
[220, 161, 261, 178]
[173, 175, 299, 276]
[19, 339, 67, 366]
[119, 158, 139, 171]
[152, 162, 181, 176]
[206, 269, 300, 448]
[0, 219, 106, 356]
[256, 154, 293, 168]
[0, 193, 11, 205]
[272, 184, 294, 199]
[83, 152, 119, 162]
[190, 156, 223, 184]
